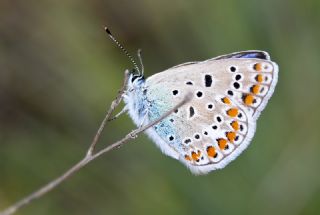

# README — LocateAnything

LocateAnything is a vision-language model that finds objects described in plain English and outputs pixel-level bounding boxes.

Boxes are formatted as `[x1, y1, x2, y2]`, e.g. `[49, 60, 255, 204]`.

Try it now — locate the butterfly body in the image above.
[124, 51, 278, 174]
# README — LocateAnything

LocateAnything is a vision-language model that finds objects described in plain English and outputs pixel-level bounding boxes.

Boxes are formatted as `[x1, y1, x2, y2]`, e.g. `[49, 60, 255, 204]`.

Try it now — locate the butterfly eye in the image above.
[131, 75, 144, 83]
[131, 75, 139, 82]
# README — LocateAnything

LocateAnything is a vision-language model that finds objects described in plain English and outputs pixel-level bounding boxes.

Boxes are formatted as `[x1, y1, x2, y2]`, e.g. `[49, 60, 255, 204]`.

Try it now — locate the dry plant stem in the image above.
[0, 74, 191, 215]
[87, 70, 130, 156]
[0, 70, 131, 215]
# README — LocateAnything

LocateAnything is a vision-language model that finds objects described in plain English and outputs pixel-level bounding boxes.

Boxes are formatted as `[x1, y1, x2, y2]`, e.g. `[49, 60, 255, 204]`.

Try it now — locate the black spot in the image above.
[260, 87, 265, 93]
[265, 76, 269, 81]
[212, 125, 218, 130]
[196, 91, 203, 97]
[241, 94, 246, 101]
[169, 136, 174, 141]
[184, 139, 191, 144]
[227, 90, 234, 96]
[214, 153, 218, 158]
[196, 159, 200, 162]
[170, 119, 174, 122]
[194, 134, 200, 139]
[201, 156, 204, 160]
[250, 86, 255, 93]
[189, 106, 195, 117]
[204, 131, 208, 135]
[216, 116, 222, 122]
[235, 136, 239, 141]
[174, 109, 178, 113]
[238, 113, 243, 118]
[240, 125, 244, 131]
[230, 66, 236, 72]
[172, 90, 178, 95]
[235, 74, 242, 80]
[233, 82, 240, 89]
[225, 145, 229, 150]
[186, 81, 193, 85]
[205, 75, 212, 87]
[253, 99, 257, 104]
[143, 89, 147, 95]
[255, 75, 260, 82]
[208, 104, 213, 109]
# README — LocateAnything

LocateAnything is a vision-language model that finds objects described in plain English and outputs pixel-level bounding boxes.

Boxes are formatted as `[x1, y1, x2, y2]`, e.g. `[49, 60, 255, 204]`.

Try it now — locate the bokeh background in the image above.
[1, 0, 320, 214]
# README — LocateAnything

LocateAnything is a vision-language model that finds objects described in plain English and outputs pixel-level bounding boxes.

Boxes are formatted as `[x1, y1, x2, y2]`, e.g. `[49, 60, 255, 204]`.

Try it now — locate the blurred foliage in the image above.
[1, 0, 320, 214]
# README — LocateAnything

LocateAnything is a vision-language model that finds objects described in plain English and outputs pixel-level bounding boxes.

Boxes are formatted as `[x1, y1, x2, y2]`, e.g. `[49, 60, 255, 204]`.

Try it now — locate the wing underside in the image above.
[144, 52, 278, 174]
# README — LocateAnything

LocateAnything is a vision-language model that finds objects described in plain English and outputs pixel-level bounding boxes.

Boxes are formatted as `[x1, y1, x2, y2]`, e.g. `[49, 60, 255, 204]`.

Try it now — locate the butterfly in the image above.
[106, 27, 278, 175]
[121, 50, 278, 175]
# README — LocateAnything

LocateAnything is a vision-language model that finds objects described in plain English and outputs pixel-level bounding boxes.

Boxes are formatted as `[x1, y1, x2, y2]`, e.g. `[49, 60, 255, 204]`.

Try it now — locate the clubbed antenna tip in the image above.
[104, 27, 141, 75]
[105, 27, 112, 35]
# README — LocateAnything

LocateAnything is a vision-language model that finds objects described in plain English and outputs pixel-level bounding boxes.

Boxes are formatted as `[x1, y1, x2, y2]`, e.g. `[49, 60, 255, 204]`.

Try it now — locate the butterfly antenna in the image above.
[105, 27, 141, 75]
[137, 49, 144, 76]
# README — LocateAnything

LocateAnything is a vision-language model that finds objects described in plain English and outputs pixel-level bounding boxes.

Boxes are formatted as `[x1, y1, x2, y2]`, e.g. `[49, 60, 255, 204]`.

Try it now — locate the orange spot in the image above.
[206, 146, 216, 158]
[227, 108, 238, 117]
[251, 85, 260, 94]
[185, 155, 192, 161]
[226, 131, 236, 142]
[217, 138, 228, 150]
[254, 63, 262, 71]
[191, 152, 198, 160]
[222, 97, 231, 105]
[244, 94, 254, 105]
[256, 74, 263, 83]
[191, 150, 201, 161]
[231, 121, 239, 131]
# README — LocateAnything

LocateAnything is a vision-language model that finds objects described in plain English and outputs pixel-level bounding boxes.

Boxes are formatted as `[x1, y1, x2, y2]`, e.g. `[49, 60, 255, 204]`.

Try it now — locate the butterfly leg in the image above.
[138, 110, 149, 128]
[108, 106, 128, 121]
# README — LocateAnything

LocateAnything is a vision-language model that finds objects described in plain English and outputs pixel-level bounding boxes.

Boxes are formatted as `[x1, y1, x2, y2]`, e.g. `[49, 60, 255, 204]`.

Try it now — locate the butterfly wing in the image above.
[143, 51, 278, 174]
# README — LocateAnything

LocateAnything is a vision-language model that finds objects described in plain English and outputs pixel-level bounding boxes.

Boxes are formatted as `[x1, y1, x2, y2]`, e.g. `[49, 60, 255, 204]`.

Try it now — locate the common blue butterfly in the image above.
[107, 29, 279, 174]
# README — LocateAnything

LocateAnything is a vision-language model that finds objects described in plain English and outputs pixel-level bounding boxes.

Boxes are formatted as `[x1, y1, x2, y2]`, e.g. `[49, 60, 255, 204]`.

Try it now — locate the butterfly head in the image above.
[128, 70, 145, 88]
[124, 71, 147, 126]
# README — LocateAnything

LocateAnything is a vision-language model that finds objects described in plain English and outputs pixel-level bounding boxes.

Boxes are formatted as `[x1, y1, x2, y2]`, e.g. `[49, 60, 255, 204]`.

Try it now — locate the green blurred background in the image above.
[1, 0, 320, 214]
